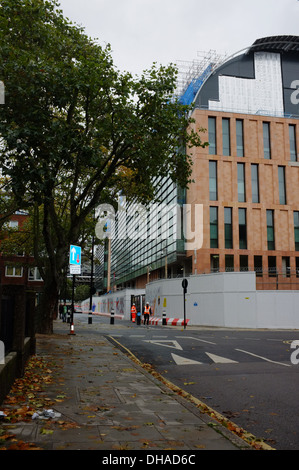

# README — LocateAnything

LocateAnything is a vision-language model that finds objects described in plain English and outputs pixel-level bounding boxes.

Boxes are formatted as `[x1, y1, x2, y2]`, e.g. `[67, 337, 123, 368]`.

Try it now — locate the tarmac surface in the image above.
[0, 317, 261, 454]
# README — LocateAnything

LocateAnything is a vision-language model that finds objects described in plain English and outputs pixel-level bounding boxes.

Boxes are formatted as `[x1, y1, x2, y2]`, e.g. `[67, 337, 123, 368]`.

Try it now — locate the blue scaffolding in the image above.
[179, 63, 213, 106]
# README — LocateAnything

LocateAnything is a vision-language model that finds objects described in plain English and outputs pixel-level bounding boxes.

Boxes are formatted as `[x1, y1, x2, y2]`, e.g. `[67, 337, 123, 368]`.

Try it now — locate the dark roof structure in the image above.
[191, 35, 299, 117]
[249, 35, 299, 54]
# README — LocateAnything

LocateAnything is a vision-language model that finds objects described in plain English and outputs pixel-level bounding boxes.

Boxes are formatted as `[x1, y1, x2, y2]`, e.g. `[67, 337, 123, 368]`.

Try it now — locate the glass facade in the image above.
[208, 117, 217, 155]
[251, 164, 259, 203]
[210, 206, 218, 248]
[267, 210, 275, 250]
[237, 163, 246, 202]
[236, 119, 244, 157]
[209, 161, 217, 201]
[263, 122, 271, 159]
[96, 177, 186, 291]
[289, 124, 297, 162]
[224, 207, 233, 249]
[294, 211, 299, 251]
[222, 118, 231, 156]
[278, 166, 286, 205]
[238, 208, 247, 249]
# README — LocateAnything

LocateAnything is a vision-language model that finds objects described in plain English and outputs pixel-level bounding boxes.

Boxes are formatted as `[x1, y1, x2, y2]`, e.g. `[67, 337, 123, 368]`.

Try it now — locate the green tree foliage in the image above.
[0, 0, 207, 333]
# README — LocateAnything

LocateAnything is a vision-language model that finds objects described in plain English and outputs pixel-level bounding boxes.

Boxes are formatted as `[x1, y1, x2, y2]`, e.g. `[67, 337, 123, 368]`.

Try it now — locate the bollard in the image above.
[162, 310, 167, 326]
[110, 308, 115, 325]
[88, 310, 92, 325]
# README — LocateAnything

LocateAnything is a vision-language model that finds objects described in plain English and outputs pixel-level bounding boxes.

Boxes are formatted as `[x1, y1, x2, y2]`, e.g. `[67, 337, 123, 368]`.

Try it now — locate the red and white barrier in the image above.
[82, 309, 189, 325]
[148, 317, 190, 326]
[82, 310, 124, 320]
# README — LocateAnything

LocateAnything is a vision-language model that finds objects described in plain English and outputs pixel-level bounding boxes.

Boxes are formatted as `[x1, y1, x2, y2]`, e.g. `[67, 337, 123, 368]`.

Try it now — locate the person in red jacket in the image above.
[131, 303, 137, 322]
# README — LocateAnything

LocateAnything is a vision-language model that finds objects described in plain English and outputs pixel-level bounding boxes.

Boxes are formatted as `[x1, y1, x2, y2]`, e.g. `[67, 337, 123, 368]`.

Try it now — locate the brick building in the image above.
[0, 211, 43, 292]
[186, 35, 299, 289]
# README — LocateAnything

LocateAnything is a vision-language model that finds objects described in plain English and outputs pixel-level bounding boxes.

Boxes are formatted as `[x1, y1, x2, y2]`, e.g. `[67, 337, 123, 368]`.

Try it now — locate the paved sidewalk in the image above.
[0, 319, 253, 451]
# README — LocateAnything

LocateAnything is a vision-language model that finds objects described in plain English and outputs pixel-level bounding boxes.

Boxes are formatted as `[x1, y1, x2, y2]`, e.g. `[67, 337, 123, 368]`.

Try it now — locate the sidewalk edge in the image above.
[106, 335, 275, 452]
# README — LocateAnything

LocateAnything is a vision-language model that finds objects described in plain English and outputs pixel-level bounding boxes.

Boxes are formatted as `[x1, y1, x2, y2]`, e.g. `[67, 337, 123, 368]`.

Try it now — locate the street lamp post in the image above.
[88, 234, 94, 325]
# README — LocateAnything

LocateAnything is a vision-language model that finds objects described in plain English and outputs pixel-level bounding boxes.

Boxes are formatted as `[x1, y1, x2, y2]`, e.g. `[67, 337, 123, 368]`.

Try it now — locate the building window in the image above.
[237, 163, 246, 202]
[296, 257, 299, 278]
[28, 267, 42, 281]
[224, 207, 233, 249]
[210, 254, 219, 273]
[225, 254, 234, 272]
[268, 256, 277, 277]
[294, 211, 299, 251]
[263, 122, 271, 159]
[251, 164, 259, 203]
[236, 119, 244, 157]
[222, 118, 231, 156]
[9, 220, 19, 229]
[5, 266, 23, 277]
[240, 255, 248, 271]
[289, 124, 297, 162]
[254, 255, 263, 277]
[238, 208, 247, 249]
[210, 206, 218, 248]
[208, 117, 217, 155]
[282, 256, 290, 278]
[267, 210, 275, 250]
[278, 166, 286, 205]
[209, 161, 218, 201]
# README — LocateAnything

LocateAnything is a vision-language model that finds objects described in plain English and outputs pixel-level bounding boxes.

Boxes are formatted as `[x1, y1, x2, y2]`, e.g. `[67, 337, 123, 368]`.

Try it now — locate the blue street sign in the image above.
[70, 245, 81, 265]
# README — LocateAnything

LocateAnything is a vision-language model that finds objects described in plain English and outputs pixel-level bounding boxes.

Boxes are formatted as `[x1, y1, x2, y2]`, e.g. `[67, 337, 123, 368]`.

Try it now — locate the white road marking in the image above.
[171, 353, 203, 365]
[236, 349, 291, 367]
[175, 336, 216, 345]
[143, 340, 183, 350]
[205, 352, 238, 364]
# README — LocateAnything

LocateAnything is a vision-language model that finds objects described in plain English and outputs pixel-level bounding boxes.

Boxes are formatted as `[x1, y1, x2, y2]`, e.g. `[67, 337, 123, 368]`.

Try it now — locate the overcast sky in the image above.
[57, 0, 299, 77]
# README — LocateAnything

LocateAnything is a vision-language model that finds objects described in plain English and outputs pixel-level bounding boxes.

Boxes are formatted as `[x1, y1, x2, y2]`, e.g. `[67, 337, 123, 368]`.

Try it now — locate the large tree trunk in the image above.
[35, 199, 69, 334]
[37, 274, 59, 334]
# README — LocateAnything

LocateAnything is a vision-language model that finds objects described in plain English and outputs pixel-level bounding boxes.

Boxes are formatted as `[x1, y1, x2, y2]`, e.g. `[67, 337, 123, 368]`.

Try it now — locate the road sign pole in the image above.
[69, 245, 81, 334]
[88, 235, 94, 325]
[183, 290, 186, 329]
[182, 279, 188, 330]
[69, 274, 76, 335]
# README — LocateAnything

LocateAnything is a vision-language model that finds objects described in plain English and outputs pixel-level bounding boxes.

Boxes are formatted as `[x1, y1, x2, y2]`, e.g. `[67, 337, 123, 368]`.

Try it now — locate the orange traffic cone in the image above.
[69, 323, 76, 335]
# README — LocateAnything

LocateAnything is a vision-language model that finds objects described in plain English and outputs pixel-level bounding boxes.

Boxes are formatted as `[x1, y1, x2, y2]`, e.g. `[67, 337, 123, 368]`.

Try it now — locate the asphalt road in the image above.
[72, 314, 299, 450]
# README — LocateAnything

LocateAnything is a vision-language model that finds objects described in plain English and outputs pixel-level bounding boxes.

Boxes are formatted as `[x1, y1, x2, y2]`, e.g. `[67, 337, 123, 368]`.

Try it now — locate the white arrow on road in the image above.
[171, 352, 238, 365]
[205, 352, 238, 364]
[171, 353, 203, 365]
[143, 340, 183, 350]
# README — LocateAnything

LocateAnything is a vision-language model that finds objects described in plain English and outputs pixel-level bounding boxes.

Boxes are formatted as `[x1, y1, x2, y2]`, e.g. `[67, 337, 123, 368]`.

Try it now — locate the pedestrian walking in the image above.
[62, 303, 67, 322]
[143, 302, 151, 325]
[131, 303, 137, 323]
